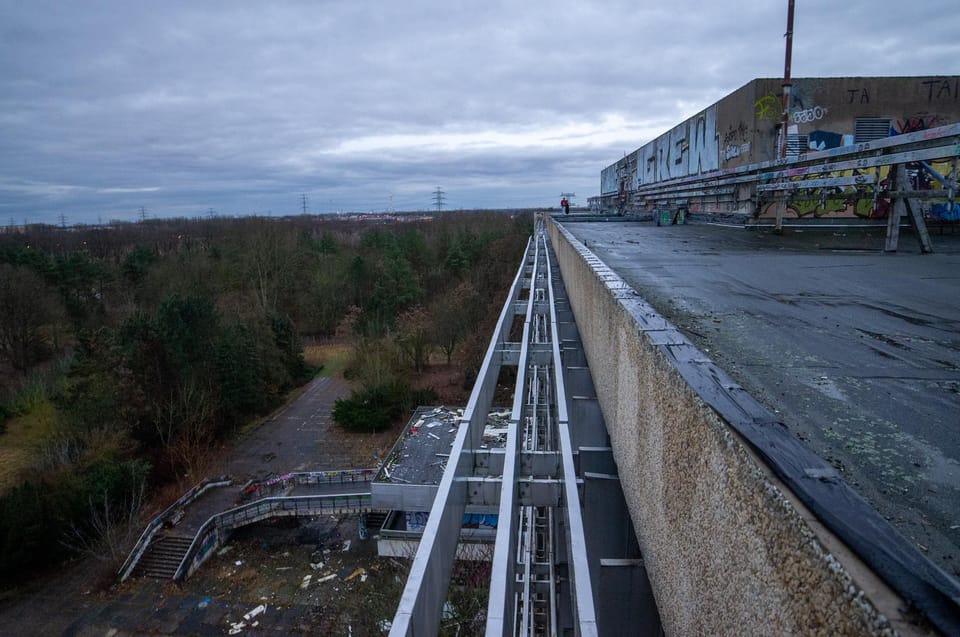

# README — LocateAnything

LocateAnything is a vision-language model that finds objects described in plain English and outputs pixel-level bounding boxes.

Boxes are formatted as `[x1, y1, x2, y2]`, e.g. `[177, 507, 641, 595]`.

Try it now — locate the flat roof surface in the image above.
[561, 220, 960, 579]
[377, 406, 510, 486]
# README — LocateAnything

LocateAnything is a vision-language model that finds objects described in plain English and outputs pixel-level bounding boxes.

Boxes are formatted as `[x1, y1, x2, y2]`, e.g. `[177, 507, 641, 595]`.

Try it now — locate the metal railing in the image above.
[239, 468, 377, 500]
[118, 476, 231, 582]
[605, 122, 960, 244]
[173, 492, 371, 582]
[389, 223, 598, 636]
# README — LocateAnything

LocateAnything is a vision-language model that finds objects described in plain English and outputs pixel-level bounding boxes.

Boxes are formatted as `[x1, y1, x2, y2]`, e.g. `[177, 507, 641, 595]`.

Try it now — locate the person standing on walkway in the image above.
[561, 197, 569, 214]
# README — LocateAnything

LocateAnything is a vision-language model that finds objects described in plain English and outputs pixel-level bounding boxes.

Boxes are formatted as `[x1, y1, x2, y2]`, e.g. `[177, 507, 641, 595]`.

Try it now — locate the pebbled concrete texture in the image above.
[549, 220, 906, 636]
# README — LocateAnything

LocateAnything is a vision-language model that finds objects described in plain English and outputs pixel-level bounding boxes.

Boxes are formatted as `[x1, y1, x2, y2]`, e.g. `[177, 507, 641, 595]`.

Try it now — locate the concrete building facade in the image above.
[599, 76, 960, 219]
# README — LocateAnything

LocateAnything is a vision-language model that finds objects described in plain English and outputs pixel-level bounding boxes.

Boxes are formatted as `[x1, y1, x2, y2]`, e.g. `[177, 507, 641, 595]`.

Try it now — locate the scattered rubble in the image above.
[180, 514, 407, 635]
[378, 406, 511, 485]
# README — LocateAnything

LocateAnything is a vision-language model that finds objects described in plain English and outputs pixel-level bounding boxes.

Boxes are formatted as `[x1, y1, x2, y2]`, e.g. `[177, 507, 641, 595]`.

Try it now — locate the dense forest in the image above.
[0, 211, 531, 584]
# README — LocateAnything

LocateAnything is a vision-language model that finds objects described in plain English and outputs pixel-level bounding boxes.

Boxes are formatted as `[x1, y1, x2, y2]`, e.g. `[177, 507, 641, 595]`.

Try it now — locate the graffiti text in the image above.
[847, 88, 870, 104]
[755, 94, 779, 120]
[922, 78, 959, 103]
[792, 106, 827, 124]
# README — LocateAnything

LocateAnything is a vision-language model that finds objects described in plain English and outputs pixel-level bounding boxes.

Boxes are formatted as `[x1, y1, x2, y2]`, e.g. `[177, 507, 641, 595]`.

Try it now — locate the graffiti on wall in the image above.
[755, 93, 779, 120]
[635, 106, 719, 185]
[601, 164, 619, 195]
[724, 143, 751, 161]
[722, 121, 749, 146]
[759, 158, 956, 220]
[406, 511, 429, 531]
[600, 77, 960, 210]
[891, 116, 937, 135]
[808, 130, 844, 151]
[759, 166, 890, 220]
[847, 87, 870, 104]
[792, 105, 828, 124]
[690, 108, 719, 173]
[921, 78, 960, 103]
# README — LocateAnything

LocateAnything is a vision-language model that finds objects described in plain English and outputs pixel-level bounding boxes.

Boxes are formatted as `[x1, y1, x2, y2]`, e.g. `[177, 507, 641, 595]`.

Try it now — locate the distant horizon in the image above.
[2, 204, 563, 230]
[4, 2, 956, 227]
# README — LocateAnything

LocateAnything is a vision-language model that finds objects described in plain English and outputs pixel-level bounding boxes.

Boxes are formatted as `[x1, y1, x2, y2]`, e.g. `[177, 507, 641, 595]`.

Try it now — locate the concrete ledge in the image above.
[548, 219, 917, 636]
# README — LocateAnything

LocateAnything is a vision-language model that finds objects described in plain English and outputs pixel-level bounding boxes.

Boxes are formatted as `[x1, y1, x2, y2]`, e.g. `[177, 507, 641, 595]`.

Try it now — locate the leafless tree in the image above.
[0, 265, 63, 370]
[397, 306, 432, 372]
[155, 378, 217, 482]
[61, 481, 147, 571]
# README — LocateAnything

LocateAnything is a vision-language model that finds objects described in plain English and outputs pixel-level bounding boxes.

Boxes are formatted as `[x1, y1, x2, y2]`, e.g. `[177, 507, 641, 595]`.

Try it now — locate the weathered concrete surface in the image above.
[547, 220, 960, 635]
[560, 222, 960, 577]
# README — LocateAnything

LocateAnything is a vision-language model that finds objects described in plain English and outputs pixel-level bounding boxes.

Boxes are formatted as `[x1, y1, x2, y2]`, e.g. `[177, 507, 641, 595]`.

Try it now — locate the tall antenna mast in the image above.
[775, 0, 796, 235]
[779, 0, 795, 161]
[301, 193, 308, 215]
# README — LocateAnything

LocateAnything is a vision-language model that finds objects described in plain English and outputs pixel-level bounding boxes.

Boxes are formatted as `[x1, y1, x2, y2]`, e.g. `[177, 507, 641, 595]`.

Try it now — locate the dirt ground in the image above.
[176, 515, 407, 635]
[0, 514, 405, 636]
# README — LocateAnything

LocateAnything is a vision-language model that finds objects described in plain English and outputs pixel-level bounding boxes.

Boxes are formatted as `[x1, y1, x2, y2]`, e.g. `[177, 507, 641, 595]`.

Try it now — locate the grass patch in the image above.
[0, 405, 56, 495]
[304, 341, 353, 379]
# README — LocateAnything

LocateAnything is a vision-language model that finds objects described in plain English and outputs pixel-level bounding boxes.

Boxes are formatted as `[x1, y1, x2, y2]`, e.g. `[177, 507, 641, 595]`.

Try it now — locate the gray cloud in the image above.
[1, 0, 957, 224]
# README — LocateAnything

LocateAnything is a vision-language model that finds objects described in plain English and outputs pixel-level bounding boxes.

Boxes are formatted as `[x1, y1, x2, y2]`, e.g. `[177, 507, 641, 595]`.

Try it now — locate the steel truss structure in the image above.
[390, 220, 598, 636]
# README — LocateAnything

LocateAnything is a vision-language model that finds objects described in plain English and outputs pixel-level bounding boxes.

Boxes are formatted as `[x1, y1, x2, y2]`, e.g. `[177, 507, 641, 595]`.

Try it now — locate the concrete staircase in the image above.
[131, 535, 194, 579]
[362, 510, 389, 538]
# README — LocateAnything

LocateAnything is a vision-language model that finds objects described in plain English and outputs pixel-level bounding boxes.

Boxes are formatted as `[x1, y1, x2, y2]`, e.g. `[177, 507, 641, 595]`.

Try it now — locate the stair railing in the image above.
[174, 492, 371, 581]
[118, 476, 232, 582]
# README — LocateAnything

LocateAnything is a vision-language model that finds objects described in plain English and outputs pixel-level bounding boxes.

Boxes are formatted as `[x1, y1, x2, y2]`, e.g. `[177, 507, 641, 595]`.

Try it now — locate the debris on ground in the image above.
[244, 604, 267, 621]
[379, 406, 509, 486]
[177, 514, 409, 633]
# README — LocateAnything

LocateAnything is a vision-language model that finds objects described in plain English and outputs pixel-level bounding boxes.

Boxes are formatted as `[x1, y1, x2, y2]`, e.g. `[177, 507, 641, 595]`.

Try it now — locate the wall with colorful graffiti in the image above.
[757, 159, 958, 220]
[633, 104, 720, 186]
[601, 163, 619, 195]
[600, 76, 960, 218]
[750, 76, 960, 159]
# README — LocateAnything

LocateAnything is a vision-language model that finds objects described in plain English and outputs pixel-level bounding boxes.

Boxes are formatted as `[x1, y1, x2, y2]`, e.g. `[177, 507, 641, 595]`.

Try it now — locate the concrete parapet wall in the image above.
[548, 220, 896, 636]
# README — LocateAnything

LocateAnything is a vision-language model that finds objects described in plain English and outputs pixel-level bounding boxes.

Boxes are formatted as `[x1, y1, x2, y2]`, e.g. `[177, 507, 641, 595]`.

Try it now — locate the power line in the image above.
[432, 186, 446, 212]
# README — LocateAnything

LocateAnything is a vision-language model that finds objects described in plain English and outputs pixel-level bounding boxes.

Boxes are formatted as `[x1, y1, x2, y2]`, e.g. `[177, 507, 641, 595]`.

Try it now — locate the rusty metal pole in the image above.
[775, 0, 796, 232]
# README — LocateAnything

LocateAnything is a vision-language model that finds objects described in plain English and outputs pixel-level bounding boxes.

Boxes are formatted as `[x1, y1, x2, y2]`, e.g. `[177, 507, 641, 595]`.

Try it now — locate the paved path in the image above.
[0, 372, 399, 635]
[561, 220, 960, 578]
[172, 375, 381, 537]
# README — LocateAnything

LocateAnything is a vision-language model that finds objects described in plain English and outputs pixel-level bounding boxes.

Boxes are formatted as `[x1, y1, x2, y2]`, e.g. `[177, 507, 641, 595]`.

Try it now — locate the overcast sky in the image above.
[2, 1, 958, 225]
